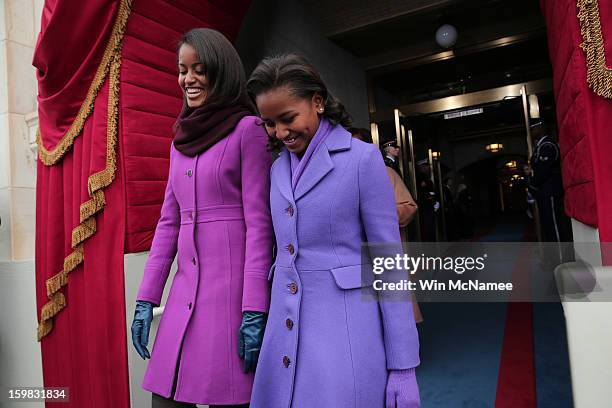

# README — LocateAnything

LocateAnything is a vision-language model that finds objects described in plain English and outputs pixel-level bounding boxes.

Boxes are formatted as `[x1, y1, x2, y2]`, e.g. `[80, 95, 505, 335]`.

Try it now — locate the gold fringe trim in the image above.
[80, 190, 106, 222]
[578, 0, 612, 98]
[37, 0, 132, 166]
[63, 245, 85, 272]
[37, 319, 53, 340]
[37, 0, 132, 341]
[41, 293, 66, 321]
[71, 217, 97, 248]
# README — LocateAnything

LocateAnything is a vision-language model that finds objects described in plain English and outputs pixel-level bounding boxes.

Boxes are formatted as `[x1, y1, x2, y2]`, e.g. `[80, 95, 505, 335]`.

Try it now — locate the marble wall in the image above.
[0, 0, 42, 262]
[0, 2, 44, 406]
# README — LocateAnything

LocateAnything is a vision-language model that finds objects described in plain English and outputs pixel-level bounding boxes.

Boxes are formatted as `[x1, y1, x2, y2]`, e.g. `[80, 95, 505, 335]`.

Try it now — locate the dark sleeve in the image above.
[531, 142, 559, 187]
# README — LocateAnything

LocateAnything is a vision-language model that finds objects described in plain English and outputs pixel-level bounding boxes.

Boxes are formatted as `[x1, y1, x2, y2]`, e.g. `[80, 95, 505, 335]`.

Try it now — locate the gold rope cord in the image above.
[36, 0, 132, 166]
[578, 0, 612, 98]
[37, 0, 132, 341]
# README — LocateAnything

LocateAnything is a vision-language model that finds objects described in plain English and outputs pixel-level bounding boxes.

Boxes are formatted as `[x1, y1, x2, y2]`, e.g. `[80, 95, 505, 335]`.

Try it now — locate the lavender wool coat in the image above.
[251, 125, 420, 407]
[136, 116, 273, 405]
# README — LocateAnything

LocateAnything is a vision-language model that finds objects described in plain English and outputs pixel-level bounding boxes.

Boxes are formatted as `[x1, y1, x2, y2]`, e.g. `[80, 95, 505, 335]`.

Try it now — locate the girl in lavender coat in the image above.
[247, 54, 420, 407]
[130, 29, 273, 407]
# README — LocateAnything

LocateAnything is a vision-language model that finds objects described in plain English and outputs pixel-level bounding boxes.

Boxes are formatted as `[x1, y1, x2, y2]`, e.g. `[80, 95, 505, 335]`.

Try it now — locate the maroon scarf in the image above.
[173, 103, 251, 157]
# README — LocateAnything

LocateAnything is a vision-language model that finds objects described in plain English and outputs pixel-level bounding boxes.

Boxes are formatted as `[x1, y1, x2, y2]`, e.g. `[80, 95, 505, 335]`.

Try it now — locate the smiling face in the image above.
[255, 86, 323, 156]
[178, 43, 209, 108]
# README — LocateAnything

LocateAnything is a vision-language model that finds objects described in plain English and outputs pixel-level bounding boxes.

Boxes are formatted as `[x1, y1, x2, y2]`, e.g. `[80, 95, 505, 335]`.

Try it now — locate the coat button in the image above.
[192, 258, 197, 265]
[288, 282, 298, 294]
[188, 302, 192, 310]
[286, 244, 295, 255]
[285, 318, 294, 330]
[286, 205, 294, 217]
[283, 356, 291, 368]
[186, 169, 193, 177]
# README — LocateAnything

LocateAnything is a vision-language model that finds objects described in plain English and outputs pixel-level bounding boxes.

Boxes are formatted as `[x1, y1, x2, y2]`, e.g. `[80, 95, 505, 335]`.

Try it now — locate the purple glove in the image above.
[386, 368, 420, 408]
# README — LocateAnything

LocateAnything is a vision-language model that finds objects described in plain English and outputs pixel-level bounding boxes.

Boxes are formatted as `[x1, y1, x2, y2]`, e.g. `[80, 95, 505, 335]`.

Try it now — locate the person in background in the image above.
[382, 139, 403, 176]
[442, 176, 457, 240]
[130, 28, 273, 408]
[523, 163, 536, 220]
[528, 121, 572, 242]
[247, 54, 420, 407]
[416, 159, 439, 242]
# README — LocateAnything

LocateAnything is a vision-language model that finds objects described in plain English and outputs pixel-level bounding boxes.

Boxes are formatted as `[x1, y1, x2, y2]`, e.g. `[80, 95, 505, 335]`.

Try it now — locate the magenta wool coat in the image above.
[136, 116, 273, 405]
[251, 126, 420, 407]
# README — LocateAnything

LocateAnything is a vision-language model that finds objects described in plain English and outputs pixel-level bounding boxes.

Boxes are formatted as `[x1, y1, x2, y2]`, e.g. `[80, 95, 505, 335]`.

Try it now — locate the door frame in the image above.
[371, 78, 553, 241]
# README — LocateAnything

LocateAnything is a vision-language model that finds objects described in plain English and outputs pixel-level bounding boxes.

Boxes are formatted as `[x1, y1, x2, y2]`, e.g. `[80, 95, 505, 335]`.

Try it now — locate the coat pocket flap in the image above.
[330, 265, 374, 289]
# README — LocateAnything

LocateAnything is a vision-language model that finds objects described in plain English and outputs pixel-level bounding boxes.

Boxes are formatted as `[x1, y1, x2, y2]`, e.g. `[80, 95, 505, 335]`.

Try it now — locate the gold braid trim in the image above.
[37, 292, 66, 339]
[80, 190, 106, 222]
[37, 0, 132, 166]
[71, 217, 97, 248]
[37, 0, 132, 341]
[578, 0, 612, 98]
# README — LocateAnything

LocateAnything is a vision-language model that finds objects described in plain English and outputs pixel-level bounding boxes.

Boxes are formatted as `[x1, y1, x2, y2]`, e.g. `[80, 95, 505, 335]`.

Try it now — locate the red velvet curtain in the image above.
[34, 0, 130, 406]
[541, 0, 612, 260]
[35, 82, 129, 407]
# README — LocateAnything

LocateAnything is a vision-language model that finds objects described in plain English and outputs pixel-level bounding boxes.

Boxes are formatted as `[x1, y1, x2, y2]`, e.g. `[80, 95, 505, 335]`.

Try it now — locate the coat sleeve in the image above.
[386, 167, 418, 227]
[136, 146, 180, 306]
[359, 144, 420, 370]
[240, 120, 274, 313]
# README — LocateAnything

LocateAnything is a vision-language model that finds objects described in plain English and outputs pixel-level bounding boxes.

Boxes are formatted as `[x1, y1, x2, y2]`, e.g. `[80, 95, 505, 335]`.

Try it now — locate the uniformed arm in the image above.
[386, 167, 418, 227]
[359, 145, 420, 370]
[240, 120, 274, 313]
[136, 146, 180, 306]
[531, 142, 559, 188]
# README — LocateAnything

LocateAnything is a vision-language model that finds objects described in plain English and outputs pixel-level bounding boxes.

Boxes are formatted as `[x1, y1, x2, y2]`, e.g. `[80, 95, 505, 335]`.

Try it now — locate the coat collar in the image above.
[275, 125, 352, 203]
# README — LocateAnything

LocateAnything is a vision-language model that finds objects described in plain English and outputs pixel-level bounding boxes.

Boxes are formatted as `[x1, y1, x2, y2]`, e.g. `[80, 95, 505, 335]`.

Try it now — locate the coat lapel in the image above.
[294, 147, 334, 201]
[293, 126, 352, 201]
[274, 151, 295, 203]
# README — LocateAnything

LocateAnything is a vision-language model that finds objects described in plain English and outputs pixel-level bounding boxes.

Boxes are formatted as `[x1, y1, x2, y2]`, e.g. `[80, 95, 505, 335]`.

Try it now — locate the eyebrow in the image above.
[261, 110, 295, 121]
[178, 62, 205, 67]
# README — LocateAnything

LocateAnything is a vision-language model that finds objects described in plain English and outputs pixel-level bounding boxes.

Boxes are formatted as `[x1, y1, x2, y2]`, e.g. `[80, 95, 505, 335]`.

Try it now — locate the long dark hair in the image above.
[246, 53, 353, 133]
[177, 28, 255, 115]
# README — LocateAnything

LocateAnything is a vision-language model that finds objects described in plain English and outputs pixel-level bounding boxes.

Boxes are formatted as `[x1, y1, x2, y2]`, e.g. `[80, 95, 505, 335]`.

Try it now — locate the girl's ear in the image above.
[312, 93, 324, 111]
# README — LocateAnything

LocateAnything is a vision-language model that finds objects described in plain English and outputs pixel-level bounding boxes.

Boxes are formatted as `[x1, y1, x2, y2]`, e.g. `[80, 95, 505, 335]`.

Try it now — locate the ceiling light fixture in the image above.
[486, 143, 503, 153]
[436, 24, 458, 49]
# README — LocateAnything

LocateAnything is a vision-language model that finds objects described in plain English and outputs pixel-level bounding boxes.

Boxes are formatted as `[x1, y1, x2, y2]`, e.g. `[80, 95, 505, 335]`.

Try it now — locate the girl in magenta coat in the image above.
[131, 29, 273, 407]
[247, 54, 420, 407]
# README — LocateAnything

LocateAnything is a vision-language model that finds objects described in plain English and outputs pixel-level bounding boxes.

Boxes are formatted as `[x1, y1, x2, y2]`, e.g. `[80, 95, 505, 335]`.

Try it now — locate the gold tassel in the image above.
[577, 0, 612, 98]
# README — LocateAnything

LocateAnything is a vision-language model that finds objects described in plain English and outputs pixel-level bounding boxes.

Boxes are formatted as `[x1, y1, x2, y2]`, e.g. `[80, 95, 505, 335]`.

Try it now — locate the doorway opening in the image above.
[373, 80, 563, 243]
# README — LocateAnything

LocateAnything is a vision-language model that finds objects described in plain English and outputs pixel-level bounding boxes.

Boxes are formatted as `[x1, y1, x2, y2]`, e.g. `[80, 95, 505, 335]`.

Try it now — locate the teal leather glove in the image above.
[131, 300, 153, 360]
[238, 311, 267, 373]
